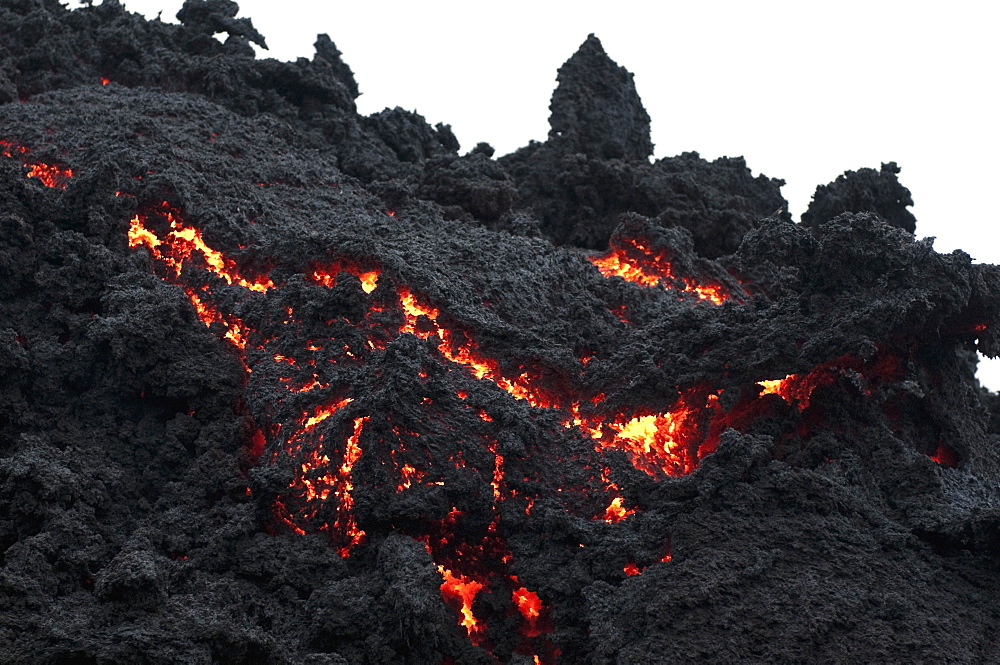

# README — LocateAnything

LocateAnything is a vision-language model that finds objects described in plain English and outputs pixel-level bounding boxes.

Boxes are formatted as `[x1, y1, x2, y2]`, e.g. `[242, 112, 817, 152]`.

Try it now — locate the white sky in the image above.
[100, 0, 1000, 388]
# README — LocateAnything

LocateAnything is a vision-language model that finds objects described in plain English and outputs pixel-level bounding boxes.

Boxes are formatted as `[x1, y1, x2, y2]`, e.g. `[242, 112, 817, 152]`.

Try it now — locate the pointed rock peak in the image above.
[548, 34, 653, 161]
[314, 34, 359, 99]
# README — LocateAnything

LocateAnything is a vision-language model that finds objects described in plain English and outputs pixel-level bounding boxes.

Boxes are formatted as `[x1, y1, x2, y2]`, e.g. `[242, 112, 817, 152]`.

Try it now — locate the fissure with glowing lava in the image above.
[4, 138, 938, 661]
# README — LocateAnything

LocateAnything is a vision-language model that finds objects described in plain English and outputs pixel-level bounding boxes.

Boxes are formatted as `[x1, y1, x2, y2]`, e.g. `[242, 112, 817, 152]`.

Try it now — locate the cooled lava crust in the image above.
[3, 2, 1000, 664]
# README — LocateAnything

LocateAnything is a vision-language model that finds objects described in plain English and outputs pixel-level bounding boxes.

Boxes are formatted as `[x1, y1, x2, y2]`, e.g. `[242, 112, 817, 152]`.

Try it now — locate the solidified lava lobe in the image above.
[5, 7, 999, 664]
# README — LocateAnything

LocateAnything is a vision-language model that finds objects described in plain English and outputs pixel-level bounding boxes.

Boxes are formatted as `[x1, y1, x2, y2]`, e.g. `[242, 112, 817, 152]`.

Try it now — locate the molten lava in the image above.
[602, 496, 635, 523]
[757, 372, 828, 410]
[598, 391, 708, 478]
[128, 204, 274, 293]
[1, 139, 74, 188]
[25, 161, 74, 188]
[589, 237, 730, 304]
[309, 262, 379, 293]
[512, 584, 545, 637]
[438, 565, 486, 643]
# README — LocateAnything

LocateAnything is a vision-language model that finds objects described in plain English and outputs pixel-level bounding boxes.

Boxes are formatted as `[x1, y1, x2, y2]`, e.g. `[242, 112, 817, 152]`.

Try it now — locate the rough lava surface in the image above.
[3, 2, 1000, 664]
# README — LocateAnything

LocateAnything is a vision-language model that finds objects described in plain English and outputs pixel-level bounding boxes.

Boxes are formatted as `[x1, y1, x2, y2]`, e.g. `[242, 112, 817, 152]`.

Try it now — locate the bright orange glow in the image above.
[589, 237, 730, 304]
[128, 207, 274, 292]
[101, 77, 110, 85]
[489, 439, 504, 501]
[595, 389, 708, 477]
[1, 140, 73, 188]
[757, 369, 836, 411]
[302, 398, 353, 431]
[26, 162, 74, 189]
[310, 263, 380, 293]
[185, 289, 248, 348]
[564, 403, 604, 438]
[757, 378, 783, 396]
[121, 196, 903, 660]
[438, 565, 485, 641]
[397, 462, 425, 490]
[276, 412, 368, 557]
[512, 585, 545, 637]
[128, 215, 160, 249]
[291, 377, 324, 393]
[397, 287, 554, 409]
[399, 287, 441, 332]
[359, 271, 379, 293]
[602, 496, 636, 523]
[172, 216, 269, 290]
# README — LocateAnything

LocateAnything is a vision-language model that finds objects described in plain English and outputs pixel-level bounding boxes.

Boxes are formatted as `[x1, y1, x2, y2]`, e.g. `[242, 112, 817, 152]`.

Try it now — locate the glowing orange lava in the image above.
[128, 205, 273, 293]
[438, 565, 485, 643]
[309, 262, 379, 293]
[592, 389, 712, 478]
[26, 162, 74, 189]
[602, 496, 635, 523]
[589, 237, 730, 304]
[397, 286, 555, 409]
[276, 405, 368, 556]
[512, 584, 545, 637]
[184, 288, 248, 348]
[1, 139, 73, 188]
[757, 364, 844, 411]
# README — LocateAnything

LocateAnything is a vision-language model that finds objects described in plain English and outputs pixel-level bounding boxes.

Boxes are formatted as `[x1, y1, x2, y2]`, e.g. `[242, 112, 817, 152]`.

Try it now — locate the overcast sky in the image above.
[101, 0, 1000, 388]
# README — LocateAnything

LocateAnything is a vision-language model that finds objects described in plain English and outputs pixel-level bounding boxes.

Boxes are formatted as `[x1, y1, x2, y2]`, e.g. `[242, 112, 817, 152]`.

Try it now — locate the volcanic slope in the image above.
[3, 2, 1000, 664]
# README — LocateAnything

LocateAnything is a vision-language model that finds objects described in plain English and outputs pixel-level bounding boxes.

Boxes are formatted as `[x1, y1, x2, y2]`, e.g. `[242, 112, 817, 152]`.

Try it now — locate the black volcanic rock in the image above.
[501, 37, 788, 255]
[2, 3, 1000, 665]
[547, 34, 653, 161]
[803, 161, 917, 233]
[175, 0, 266, 51]
[313, 34, 359, 100]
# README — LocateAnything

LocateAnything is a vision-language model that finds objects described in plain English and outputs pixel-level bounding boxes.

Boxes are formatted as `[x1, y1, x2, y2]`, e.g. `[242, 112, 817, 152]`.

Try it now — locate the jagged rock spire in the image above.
[547, 34, 653, 160]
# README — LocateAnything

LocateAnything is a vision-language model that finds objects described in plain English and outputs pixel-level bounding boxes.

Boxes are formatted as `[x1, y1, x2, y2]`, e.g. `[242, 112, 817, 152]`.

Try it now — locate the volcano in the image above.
[3, 2, 1000, 664]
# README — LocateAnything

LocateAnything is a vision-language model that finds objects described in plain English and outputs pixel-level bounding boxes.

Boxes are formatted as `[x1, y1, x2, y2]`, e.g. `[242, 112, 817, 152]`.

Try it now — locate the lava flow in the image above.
[120, 193, 927, 663]
[128, 193, 884, 651]
[6, 8, 999, 662]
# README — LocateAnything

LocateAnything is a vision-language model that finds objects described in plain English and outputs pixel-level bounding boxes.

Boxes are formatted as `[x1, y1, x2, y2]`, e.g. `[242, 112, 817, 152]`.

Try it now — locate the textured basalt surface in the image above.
[3, 2, 1000, 664]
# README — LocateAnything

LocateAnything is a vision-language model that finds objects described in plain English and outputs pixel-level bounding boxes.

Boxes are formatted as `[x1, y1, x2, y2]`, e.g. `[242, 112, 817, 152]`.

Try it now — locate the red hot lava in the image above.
[589, 236, 731, 304]
[1, 139, 74, 189]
